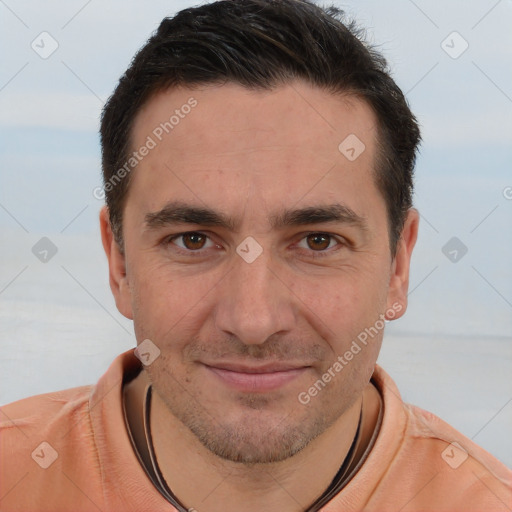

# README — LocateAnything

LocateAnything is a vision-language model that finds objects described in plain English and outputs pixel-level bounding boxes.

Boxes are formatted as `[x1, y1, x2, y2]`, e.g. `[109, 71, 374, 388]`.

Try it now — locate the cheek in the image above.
[128, 257, 219, 347]
[129, 258, 176, 342]
[287, 266, 390, 373]
[295, 264, 389, 329]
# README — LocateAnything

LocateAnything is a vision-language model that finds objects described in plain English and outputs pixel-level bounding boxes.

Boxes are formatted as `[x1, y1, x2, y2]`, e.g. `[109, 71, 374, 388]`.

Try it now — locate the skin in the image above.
[100, 80, 419, 512]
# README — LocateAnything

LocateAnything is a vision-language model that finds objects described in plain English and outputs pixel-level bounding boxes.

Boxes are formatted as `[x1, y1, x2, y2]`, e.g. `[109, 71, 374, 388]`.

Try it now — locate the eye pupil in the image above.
[307, 234, 330, 251]
[184, 233, 205, 250]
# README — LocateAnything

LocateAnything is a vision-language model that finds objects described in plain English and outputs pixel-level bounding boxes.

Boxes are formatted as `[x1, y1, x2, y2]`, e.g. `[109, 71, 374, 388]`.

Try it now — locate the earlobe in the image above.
[385, 208, 419, 320]
[99, 206, 134, 320]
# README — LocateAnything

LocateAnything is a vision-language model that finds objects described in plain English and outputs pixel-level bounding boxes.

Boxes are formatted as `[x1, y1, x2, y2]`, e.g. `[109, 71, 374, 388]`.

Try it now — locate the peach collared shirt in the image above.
[1, 350, 511, 511]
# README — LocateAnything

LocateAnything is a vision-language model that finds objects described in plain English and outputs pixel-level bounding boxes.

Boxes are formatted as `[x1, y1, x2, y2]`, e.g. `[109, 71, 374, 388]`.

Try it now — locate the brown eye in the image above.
[306, 233, 332, 251]
[165, 231, 218, 257]
[181, 232, 207, 250]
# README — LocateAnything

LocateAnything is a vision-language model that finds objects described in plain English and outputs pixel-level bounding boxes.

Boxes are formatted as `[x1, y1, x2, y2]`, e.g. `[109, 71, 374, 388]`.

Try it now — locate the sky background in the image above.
[0, 0, 511, 466]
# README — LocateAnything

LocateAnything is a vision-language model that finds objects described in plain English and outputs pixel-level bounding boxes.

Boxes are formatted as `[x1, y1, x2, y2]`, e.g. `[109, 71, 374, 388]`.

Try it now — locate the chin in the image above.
[181, 406, 332, 464]
[195, 426, 311, 464]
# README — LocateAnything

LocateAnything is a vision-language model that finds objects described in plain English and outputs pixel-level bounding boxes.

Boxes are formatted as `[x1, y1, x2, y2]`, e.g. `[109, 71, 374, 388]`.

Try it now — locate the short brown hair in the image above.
[100, 0, 420, 254]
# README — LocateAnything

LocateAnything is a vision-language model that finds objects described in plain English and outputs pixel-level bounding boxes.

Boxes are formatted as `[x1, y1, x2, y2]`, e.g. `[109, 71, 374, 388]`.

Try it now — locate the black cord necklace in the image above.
[143, 385, 364, 512]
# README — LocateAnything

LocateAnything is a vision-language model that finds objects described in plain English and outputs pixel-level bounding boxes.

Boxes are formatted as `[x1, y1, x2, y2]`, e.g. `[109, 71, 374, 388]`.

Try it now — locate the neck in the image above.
[149, 382, 380, 512]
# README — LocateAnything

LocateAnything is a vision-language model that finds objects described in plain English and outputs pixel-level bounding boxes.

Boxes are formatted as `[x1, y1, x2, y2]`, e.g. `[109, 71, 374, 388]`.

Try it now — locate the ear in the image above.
[99, 206, 133, 320]
[385, 208, 419, 320]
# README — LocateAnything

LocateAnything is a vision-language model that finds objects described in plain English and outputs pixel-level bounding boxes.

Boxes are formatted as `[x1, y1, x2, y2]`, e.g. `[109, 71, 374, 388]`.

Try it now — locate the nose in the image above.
[214, 249, 296, 345]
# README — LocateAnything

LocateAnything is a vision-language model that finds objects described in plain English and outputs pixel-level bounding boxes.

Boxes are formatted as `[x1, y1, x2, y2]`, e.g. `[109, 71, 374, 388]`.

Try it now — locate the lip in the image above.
[203, 363, 309, 392]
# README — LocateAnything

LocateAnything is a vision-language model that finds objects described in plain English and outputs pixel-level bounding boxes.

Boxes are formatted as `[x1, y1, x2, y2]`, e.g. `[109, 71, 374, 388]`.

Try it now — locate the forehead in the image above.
[126, 81, 383, 229]
[132, 81, 377, 158]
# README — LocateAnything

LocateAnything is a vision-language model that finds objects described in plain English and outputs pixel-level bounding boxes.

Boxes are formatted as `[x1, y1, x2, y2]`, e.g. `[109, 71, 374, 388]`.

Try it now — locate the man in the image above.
[1, 0, 510, 510]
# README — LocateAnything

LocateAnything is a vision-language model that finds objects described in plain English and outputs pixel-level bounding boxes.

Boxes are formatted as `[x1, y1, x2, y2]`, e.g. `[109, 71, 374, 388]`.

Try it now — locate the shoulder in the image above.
[1, 384, 93, 437]
[403, 403, 512, 503]
[0, 350, 152, 511]
[367, 365, 512, 511]
[0, 385, 106, 511]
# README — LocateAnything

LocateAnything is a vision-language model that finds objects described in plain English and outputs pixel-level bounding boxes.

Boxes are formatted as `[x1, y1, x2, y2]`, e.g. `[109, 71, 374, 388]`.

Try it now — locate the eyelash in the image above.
[164, 231, 346, 259]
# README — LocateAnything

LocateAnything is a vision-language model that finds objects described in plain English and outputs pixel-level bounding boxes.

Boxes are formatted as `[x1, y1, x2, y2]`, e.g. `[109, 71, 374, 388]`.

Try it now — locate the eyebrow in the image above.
[144, 200, 368, 232]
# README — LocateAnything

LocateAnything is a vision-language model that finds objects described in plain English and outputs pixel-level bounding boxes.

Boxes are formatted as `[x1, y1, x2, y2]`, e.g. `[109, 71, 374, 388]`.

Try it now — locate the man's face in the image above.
[106, 81, 414, 463]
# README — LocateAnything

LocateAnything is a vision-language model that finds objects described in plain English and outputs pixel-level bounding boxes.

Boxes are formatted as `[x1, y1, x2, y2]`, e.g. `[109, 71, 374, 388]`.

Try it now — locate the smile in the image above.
[202, 363, 309, 392]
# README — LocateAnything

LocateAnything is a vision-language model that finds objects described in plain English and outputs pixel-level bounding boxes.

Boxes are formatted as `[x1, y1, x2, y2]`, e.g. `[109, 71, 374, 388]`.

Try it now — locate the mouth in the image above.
[202, 362, 310, 393]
